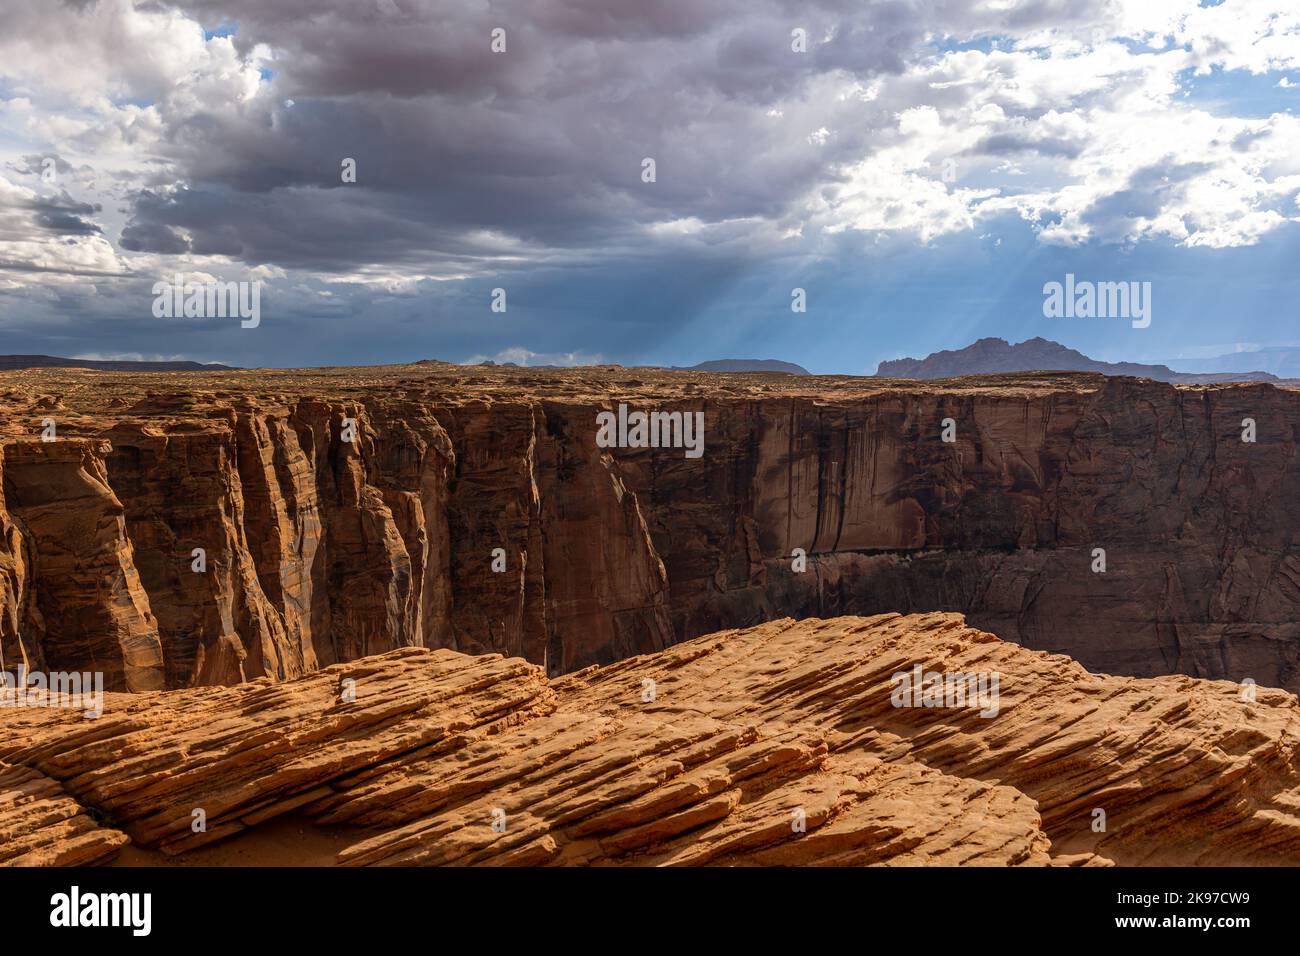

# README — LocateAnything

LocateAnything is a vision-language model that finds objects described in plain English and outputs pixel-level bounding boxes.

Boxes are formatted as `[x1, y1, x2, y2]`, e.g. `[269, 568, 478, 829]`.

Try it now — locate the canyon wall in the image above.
[0, 367, 1296, 692]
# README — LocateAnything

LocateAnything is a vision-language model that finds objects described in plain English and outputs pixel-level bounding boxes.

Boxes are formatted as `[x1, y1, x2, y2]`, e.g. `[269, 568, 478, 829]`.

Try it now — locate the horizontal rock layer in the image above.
[2, 612, 1299, 866]
[0, 364, 1296, 692]
[0, 762, 127, 866]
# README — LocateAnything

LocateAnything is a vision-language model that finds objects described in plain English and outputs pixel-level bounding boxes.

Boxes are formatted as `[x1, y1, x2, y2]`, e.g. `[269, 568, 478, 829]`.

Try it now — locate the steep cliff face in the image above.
[0, 365, 1296, 692]
[1, 438, 164, 691]
[628, 378, 1300, 691]
[104, 420, 294, 687]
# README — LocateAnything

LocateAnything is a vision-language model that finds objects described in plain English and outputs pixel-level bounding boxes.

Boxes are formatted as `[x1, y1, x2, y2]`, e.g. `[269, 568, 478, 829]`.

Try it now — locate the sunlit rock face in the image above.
[5, 612, 1300, 867]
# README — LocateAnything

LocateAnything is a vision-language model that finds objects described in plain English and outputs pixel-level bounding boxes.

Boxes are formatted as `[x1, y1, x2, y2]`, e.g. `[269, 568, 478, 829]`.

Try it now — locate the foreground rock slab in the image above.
[2, 612, 1298, 866]
[0, 762, 127, 866]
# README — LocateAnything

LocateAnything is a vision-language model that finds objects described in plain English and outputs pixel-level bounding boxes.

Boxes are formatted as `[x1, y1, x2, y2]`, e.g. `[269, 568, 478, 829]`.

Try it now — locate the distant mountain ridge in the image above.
[876, 338, 1278, 384]
[1164, 346, 1300, 379]
[0, 354, 237, 372]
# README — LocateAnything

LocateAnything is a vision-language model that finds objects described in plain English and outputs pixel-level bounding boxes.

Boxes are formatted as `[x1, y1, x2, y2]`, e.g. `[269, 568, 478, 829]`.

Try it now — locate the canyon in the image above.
[0, 362, 1295, 698]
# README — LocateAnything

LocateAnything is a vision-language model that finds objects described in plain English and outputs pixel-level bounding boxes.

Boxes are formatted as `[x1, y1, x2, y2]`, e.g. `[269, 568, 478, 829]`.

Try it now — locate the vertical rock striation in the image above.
[0, 366, 1296, 692]
[2, 439, 164, 691]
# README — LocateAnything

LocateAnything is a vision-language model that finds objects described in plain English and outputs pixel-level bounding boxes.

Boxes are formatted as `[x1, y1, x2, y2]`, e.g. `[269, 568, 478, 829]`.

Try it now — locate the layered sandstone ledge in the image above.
[0, 363, 1296, 692]
[1, 612, 1298, 867]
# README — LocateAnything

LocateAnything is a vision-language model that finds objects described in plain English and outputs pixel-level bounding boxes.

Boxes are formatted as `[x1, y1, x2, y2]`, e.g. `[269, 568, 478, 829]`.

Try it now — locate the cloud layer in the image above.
[1, 0, 1299, 368]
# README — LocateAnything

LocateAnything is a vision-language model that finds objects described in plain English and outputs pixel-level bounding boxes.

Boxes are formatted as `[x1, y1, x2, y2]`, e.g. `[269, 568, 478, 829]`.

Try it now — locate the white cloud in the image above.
[3, 0, 1300, 303]
[462, 347, 604, 367]
[800, 11, 1300, 249]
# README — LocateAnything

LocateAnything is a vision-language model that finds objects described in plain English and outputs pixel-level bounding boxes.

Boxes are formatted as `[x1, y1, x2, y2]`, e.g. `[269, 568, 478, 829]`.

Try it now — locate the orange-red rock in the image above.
[0, 364, 1295, 694]
[3, 612, 1298, 866]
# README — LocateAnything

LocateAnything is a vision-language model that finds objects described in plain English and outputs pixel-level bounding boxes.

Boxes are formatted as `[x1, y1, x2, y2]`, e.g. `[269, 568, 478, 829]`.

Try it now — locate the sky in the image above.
[1, 0, 1300, 374]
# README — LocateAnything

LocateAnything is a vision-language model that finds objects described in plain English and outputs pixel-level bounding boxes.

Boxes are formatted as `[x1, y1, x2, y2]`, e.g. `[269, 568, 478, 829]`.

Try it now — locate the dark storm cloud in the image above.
[0, 185, 102, 241]
[30, 194, 102, 235]
[116, 0, 1149, 277]
[117, 0, 947, 274]
[34, 208, 101, 234]
[120, 220, 189, 253]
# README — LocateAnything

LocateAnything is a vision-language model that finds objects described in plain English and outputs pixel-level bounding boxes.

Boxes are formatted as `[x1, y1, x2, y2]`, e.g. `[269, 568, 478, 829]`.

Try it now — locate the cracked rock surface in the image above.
[3, 612, 1298, 867]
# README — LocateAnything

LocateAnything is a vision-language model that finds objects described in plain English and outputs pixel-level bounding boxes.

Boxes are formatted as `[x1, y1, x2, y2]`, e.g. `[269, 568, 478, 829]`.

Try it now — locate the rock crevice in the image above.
[0, 367, 1295, 692]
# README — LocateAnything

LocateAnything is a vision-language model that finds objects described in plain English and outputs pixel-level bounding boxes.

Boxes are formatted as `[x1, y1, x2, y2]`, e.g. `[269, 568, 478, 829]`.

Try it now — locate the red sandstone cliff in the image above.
[0, 364, 1296, 694]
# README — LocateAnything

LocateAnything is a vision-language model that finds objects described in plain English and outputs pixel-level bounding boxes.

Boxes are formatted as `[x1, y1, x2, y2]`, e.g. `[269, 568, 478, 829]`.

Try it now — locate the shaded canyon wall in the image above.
[1, 375, 1297, 692]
